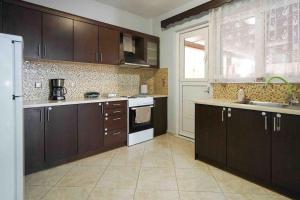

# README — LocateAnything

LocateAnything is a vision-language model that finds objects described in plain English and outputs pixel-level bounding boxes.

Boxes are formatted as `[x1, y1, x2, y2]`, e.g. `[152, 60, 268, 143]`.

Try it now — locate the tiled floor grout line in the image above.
[207, 167, 228, 200]
[85, 151, 118, 200]
[170, 143, 182, 200]
[133, 144, 146, 200]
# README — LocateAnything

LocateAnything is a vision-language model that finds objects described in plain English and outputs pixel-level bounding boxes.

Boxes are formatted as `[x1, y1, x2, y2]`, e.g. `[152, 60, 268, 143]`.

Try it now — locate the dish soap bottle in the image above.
[237, 88, 245, 102]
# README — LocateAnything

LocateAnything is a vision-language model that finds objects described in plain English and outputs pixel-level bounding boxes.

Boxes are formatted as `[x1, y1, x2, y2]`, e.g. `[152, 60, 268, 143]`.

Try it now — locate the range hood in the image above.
[120, 34, 150, 68]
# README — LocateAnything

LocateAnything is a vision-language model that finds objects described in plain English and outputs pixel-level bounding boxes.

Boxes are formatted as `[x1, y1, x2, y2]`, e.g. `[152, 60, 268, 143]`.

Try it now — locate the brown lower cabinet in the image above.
[153, 97, 168, 136]
[24, 107, 45, 174]
[195, 104, 226, 167]
[45, 105, 78, 164]
[24, 100, 127, 174]
[195, 104, 300, 198]
[78, 103, 104, 154]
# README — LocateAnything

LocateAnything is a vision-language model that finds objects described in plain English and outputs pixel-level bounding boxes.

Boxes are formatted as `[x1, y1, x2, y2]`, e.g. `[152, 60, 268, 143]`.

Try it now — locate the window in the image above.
[212, 0, 300, 82]
[184, 40, 206, 79]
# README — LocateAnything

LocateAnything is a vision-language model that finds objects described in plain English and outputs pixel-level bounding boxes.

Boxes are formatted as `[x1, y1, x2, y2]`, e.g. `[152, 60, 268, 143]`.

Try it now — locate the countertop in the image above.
[23, 95, 168, 108]
[194, 99, 300, 116]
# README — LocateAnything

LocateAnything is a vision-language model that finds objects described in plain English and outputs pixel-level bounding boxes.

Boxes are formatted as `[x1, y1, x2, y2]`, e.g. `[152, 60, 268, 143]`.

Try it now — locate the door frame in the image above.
[177, 23, 214, 139]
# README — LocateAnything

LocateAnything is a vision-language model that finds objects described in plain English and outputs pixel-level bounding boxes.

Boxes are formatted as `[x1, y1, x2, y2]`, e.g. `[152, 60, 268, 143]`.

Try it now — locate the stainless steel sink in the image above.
[235, 100, 290, 108]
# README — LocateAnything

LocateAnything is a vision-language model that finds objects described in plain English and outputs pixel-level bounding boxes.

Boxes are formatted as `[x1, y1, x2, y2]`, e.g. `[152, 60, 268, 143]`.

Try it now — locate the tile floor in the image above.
[25, 134, 291, 200]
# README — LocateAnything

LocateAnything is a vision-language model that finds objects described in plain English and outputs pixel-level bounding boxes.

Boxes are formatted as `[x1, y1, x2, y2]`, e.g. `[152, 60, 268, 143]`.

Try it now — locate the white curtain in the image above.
[211, 0, 300, 82]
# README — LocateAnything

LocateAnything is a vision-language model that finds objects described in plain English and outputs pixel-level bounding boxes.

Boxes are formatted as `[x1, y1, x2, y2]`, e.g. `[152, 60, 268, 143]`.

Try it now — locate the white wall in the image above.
[152, 0, 210, 134]
[24, 0, 153, 34]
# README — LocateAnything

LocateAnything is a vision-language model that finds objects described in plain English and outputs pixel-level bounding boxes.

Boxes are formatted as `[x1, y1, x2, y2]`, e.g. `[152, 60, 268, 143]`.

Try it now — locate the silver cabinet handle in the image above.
[112, 131, 121, 135]
[273, 117, 276, 132]
[262, 112, 267, 131]
[113, 110, 121, 113]
[100, 52, 103, 62]
[105, 132, 108, 135]
[113, 104, 121, 106]
[105, 113, 108, 116]
[98, 103, 102, 106]
[221, 107, 226, 122]
[105, 117, 108, 120]
[47, 107, 52, 122]
[40, 109, 43, 123]
[38, 44, 41, 57]
[105, 128, 107, 131]
[113, 118, 121, 121]
[43, 44, 47, 57]
[276, 114, 281, 132]
[227, 108, 231, 118]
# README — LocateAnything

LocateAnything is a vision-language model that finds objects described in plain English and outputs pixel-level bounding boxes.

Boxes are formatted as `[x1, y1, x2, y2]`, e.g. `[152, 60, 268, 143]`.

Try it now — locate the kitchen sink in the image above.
[235, 100, 290, 108]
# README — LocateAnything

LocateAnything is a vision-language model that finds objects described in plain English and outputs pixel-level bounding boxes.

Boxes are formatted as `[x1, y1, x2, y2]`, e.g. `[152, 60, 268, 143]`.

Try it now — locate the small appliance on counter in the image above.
[140, 84, 148, 95]
[49, 79, 67, 100]
[84, 92, 100, 98]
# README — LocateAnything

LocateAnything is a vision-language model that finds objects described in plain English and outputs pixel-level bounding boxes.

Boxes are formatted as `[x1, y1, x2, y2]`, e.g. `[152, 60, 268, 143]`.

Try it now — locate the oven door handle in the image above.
[130, 105, 154, 110]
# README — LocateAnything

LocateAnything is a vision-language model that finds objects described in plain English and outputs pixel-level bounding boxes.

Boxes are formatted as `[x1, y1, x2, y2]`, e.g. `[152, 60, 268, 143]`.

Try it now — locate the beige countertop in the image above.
[23, 95, 168, 108]
[194, 99, 300, 116]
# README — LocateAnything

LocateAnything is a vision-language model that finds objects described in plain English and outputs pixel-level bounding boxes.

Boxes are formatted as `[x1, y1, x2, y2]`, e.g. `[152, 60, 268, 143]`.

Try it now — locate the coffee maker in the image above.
[49, 79, 67, 100]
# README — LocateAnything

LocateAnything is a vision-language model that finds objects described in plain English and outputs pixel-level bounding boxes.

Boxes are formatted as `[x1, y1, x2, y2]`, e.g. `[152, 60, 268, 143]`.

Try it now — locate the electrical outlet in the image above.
[35, 82, 42, 88]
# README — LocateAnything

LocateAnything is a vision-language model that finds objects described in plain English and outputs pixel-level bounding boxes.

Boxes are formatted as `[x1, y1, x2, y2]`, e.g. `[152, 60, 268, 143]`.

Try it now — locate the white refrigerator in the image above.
[0, 33, 24, 200]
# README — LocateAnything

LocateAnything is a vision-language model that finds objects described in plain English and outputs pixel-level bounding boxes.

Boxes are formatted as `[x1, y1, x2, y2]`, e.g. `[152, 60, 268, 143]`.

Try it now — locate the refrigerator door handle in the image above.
[12, 40, 23, 99]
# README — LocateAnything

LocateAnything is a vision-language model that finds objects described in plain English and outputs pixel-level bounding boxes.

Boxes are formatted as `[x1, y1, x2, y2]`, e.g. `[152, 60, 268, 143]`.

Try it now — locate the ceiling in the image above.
[94, 0, 196, 18]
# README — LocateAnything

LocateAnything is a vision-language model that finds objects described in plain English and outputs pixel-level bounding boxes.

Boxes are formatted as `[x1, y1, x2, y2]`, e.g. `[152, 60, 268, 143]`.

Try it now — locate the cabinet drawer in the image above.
[104, 107, 127, 117]
[104, 128, 126, 148]
[104, 115, 127, 131]
[104, 101, 127, 110]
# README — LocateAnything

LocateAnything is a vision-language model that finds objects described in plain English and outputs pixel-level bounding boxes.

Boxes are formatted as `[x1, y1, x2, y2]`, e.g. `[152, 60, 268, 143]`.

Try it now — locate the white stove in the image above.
[127, 96, 154, 146]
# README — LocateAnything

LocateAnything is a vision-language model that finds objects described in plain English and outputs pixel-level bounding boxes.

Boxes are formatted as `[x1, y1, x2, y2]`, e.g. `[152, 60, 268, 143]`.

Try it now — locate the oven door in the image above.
[129, 105, 154, 133]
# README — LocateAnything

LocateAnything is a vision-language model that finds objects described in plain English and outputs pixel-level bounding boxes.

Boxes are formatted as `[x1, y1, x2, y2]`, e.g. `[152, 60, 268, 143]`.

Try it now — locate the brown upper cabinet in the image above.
[74, 21, 99, 63]
[1, 0, 159, 67]
[42, 13, 74, 61]
[99, 27, 120, 65]
[2, 3, 42, 59]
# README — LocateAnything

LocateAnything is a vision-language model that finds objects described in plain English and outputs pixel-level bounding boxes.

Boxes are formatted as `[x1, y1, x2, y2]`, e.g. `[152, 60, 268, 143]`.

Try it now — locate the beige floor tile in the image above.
[25, 164, 74, 186]
[97, 166, 140, 189]
[88, 187, 135, 200]
[76, 154, 112, 167]
[142, 151, 173, 167]
[211, 169, 270, 195]
[172, 153, 209, 169]
[224, 193, 292, 200]
[110, 147, 144, 166]
[25, 186, 51, 200]
[176, 168, 221, 192]
[42, 186, 92, 200]
[179, 191, 226, 200]
[57, 166, 105, 187]
[137, 167, 178, 190]
[134, 190, 180, 200]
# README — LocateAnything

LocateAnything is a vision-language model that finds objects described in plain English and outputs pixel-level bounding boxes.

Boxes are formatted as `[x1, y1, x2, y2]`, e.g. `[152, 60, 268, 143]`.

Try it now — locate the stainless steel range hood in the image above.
[120, 35, 150, 68]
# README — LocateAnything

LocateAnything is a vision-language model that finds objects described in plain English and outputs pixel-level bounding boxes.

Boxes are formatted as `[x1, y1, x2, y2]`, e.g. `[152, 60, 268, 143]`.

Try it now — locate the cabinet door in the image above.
[78, 103, 103, 154]
[24, 108, 45, 174]
[154, 97, 167, 136]
[146, 39, 159, 68]
[99, 27, 120, 65]
[227, 108, 271, 182]
[74, 21, 99, 63]
[45, 105, 77, 164]
[272, 113, 300, 196]
[2, 3, 42, 59]
[42, 13, 73, 61]
[195, 104, 226, 166]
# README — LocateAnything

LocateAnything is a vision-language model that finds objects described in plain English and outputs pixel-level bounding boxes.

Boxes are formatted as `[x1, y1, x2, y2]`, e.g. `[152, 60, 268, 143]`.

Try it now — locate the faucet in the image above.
[265, 76, 299, 105]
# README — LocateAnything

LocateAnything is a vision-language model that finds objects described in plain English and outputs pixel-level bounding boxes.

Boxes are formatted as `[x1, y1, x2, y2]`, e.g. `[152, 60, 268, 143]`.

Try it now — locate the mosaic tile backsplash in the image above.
[23, 60, 168, 101]
[213, 83, 300, 103]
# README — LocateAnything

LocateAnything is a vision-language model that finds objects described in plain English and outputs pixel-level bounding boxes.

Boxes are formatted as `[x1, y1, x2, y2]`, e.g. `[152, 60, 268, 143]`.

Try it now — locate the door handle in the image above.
[276, 114, 281, 132]
[221, 107, 226, 122]
[47, 107, 52, 122]
[227, 108, 231, 118]
[262, 112, 267, 131]
[273, 117, 276, 132]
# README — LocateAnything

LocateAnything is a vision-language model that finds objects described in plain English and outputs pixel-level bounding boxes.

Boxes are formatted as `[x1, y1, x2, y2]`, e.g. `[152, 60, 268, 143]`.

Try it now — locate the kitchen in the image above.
[0, 0, 299, 200]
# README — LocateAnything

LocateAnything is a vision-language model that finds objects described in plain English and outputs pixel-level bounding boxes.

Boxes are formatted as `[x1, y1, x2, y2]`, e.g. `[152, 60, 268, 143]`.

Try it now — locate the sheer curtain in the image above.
[211, 0, 300, 82]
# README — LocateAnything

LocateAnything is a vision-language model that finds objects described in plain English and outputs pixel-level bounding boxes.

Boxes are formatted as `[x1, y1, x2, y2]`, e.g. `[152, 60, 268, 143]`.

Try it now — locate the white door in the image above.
[179, 26, 212, 139]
